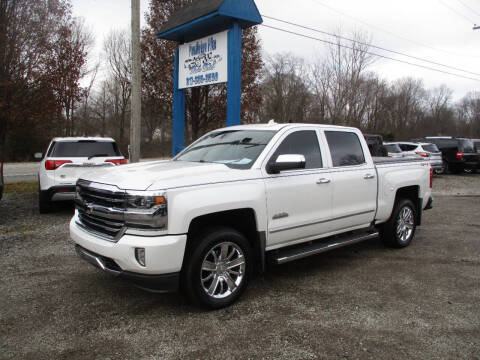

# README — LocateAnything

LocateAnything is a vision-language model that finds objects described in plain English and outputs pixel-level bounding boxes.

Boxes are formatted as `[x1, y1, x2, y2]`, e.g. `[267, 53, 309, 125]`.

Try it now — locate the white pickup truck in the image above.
[71, 123, 433, 308]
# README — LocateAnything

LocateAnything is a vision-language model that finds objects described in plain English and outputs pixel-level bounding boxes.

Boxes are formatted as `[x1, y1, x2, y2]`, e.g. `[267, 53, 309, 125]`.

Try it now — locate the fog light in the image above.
[135, 248, 146, 267]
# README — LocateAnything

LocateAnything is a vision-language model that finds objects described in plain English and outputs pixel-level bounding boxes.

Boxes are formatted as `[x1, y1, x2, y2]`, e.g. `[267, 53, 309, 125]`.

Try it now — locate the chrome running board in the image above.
[272, 230, 379, 265]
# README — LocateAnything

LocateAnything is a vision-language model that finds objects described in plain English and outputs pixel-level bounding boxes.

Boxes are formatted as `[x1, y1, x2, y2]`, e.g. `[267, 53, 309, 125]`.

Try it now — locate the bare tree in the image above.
[311, 30, 375, 126]
[103, 29, 131, 147]
[260, 53, 311, 123]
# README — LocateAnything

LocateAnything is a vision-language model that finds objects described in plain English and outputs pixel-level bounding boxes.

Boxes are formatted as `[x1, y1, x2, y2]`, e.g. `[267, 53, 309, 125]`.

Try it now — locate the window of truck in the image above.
[326, 131, 365, 167]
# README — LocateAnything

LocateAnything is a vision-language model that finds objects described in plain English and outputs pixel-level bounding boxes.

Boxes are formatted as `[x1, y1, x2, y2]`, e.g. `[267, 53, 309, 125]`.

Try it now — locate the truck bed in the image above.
[373, 156, 424, 165]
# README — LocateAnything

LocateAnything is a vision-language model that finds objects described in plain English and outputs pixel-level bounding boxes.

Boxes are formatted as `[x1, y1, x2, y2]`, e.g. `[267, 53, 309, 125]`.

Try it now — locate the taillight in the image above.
[45, 160, 72, 170]
[456, 152, 463, 159]
[106, 159, 127, 165]
[416, 151, 429, 158]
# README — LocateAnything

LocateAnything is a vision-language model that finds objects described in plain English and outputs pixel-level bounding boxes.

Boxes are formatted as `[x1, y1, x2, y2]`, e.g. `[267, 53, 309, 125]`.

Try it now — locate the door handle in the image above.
[364, 173, 375, 180]
[316, 178, 331, 184]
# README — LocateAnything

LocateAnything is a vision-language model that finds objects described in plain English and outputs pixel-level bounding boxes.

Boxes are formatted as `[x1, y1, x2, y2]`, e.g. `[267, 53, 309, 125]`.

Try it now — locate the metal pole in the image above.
[130, 0, 141, 163]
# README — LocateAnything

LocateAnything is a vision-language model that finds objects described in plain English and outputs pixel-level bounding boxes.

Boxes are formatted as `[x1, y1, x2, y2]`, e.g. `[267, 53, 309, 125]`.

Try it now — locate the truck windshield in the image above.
[175, 130, 276, 169]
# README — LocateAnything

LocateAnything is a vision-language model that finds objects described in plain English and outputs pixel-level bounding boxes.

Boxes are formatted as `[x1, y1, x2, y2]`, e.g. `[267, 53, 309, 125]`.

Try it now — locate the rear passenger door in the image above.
[324, 130, 377, 233]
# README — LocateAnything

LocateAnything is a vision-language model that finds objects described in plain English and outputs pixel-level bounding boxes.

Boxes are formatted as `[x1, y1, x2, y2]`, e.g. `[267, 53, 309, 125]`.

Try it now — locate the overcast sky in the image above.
[72, 0, 480, 101]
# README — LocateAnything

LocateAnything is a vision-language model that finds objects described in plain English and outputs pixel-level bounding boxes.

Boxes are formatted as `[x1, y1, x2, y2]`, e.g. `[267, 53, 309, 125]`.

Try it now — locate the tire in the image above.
[183, 227, 252, 309]
[381, 198, 417, 248]
[451, 165, 462, 174]
[38, 190, 52, 214]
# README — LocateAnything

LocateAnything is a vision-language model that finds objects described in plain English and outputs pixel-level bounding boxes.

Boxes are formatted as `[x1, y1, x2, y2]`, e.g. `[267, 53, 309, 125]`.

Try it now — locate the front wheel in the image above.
[381, 198, 417, 248]
[183, 227, 251, 309]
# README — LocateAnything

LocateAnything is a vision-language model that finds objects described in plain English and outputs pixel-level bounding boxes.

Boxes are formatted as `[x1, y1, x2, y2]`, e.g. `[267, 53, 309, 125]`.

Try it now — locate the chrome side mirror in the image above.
[267, 154, 306, 174]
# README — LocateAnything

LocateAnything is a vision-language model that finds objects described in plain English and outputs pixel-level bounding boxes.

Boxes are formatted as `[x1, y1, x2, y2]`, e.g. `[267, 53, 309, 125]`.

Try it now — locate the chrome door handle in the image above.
[316, 178, 331, 184]
[364, 173, 375, 180]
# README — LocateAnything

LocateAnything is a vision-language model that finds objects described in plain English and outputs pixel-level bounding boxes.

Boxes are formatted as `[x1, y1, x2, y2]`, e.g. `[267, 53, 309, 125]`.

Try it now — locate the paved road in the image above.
[3, 158, 167, 184]
[3, 162, 39, 183]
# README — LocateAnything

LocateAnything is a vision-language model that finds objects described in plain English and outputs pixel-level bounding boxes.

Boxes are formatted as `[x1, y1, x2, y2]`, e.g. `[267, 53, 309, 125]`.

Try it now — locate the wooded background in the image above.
[1, 0, 479, 161]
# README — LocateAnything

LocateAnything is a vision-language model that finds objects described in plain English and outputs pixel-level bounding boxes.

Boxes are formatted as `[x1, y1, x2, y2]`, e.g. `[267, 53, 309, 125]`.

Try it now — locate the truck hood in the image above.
[79, 160, 258, 191]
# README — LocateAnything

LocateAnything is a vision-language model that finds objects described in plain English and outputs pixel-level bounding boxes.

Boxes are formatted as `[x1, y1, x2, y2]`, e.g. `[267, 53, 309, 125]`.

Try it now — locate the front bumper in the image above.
[75, 245, 180, 292]
[70, 217, 187, 292]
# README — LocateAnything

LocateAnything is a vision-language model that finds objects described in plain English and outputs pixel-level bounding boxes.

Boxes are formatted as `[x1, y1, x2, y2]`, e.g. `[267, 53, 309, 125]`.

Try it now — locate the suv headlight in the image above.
[124, 191, 168, 231]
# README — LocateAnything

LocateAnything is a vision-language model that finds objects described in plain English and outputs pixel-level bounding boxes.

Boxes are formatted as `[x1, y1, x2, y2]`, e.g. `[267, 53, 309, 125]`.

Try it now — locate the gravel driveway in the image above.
[1, 175, 479, 359]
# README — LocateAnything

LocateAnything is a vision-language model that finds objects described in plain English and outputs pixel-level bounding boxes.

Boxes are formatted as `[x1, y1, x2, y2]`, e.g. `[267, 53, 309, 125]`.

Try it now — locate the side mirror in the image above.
[267, 154, 306, 174]
[34, 152, 43, 160]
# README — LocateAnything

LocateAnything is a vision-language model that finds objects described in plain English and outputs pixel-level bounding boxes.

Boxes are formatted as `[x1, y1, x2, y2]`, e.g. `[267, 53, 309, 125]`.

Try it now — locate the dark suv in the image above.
[0, 161, 3, 200]
[364, 134, 388, 157]
[417, 137, 479, 174]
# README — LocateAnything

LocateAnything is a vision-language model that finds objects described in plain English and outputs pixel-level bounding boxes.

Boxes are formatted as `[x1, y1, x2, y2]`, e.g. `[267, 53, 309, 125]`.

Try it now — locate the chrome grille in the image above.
[75, 179, 126, 241]
[76, 179, 126, 209]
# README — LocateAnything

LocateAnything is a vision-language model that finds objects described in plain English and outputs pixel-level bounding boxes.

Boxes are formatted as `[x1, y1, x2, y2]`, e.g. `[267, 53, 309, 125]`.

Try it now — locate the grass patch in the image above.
[4, 181, 38, 194]
[0, 225, 37, 235]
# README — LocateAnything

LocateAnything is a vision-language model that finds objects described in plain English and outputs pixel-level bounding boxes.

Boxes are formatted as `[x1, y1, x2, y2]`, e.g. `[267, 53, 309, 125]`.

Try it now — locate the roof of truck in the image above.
[214, 122, 360, 132]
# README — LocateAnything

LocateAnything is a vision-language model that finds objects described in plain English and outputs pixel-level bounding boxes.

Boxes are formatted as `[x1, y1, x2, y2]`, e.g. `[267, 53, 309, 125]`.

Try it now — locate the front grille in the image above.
[77, 180, 126, 209]
[77, 211, 125, 239]
[76, 180, 126, 241]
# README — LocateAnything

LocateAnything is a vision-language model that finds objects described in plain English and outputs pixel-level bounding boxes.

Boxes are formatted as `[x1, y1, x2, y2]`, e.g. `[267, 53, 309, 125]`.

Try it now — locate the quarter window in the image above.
[325, 131, 365, 167]
[269, 130, 322, 169]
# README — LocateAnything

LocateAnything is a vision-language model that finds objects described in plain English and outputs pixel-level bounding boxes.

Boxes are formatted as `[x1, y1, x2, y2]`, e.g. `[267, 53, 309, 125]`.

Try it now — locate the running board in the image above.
[272, 231, 380, 265]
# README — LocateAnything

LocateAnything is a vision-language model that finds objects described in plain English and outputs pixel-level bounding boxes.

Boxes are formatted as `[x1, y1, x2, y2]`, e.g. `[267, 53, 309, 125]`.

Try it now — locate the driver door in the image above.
[263, 129, 333, 249]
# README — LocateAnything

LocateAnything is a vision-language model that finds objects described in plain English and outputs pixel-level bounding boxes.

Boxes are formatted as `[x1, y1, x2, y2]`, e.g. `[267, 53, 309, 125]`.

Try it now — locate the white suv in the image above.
[37, 137, 126, 213]
[393, 141, 444, 173]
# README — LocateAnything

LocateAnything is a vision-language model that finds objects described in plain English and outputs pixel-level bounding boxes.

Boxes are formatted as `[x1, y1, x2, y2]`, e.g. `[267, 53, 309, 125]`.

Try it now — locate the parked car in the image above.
[415, 137, 479, 174]
[394, 141, 444, 174]
[474, 139, 480, 170]
[72, 123, 433, 309]
[37, 137, 126, 213]
[364, 134, 388, 157]
[0, 161, 3, 201]
[383, 142, 404, 158]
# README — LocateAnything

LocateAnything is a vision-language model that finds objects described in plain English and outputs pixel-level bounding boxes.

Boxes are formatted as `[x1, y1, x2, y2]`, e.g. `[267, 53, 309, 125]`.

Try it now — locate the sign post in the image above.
[157, 0, 262, 156]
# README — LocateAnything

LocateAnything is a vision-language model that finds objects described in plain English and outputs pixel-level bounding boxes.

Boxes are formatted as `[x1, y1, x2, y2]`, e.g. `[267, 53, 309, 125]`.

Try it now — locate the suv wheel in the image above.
[183, 227, 251, 309]
[381, 198, 417, 248]
[38, 190, 52, 214]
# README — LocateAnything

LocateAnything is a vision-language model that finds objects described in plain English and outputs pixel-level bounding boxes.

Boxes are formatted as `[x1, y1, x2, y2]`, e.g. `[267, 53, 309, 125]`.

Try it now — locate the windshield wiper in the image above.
[88, 153, 108, 160]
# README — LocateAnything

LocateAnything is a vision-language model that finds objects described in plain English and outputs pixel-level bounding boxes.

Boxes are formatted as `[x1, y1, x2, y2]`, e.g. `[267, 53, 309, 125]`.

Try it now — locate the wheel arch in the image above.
[393, 185, 422, 225]
[185, 208, 266, 274]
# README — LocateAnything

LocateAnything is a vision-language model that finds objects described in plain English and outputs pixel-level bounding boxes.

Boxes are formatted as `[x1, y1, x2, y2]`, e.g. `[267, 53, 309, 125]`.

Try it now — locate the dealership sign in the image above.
[178, 30, 228, 89]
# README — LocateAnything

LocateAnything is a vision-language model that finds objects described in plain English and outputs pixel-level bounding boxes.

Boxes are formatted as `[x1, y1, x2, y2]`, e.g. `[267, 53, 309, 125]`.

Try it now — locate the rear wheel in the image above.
[381, 198, 416, 248]
[450, 164, 462, 174]
[183, 227, 251, 309]
[38, 190, 52, 214]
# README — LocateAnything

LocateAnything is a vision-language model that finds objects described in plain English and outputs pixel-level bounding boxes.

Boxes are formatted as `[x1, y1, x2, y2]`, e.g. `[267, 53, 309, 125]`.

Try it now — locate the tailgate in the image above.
[55, 159, 115, 186]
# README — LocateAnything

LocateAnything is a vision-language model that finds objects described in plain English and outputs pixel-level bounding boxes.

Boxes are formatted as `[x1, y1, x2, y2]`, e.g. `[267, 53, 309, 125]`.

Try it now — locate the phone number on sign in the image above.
[186, 72, 219, 86]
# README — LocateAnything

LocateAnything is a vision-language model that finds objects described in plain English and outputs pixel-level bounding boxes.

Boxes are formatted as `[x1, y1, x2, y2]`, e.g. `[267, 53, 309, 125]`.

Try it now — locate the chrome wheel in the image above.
[396, 206, 414, 242]
[200, 241, 246, 299]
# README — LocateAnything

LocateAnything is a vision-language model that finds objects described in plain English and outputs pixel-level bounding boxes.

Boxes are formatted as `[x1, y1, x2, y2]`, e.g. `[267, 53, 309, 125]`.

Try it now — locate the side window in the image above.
[325, 131, 365, 167]
[269, 130, 322, 169]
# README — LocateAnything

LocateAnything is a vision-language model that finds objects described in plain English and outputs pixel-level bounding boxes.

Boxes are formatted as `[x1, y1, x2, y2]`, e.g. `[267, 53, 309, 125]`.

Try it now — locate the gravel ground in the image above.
[0, 174, 479, 359]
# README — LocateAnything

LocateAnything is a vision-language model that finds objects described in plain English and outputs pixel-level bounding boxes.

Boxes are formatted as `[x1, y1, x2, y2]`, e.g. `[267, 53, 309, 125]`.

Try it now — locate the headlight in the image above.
[124, 190, 168, 231]
[126, 192, 166, 210]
